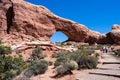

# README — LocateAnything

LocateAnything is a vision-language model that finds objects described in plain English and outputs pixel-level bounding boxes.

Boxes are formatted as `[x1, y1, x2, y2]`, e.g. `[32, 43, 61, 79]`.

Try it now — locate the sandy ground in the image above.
[14, 45, 120, 80]
[30, 50, 120, 80]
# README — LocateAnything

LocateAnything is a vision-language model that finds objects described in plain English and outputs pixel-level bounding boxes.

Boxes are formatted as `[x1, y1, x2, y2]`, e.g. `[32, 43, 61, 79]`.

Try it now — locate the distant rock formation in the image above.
[0, 0, 119, 45]
[110, 24, 120, 44]
[97, 24, 120, 44]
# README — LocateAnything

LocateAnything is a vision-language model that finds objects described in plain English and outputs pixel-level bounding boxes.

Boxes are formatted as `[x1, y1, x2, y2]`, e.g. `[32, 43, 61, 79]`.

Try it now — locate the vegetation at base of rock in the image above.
[32, 46, 43, 54]
[24, 60, 48, 78]
[30, 46, 47, 60]
[15, 49, 21, 54]
[0, 45, 12, 55]
[53, 46, 98, 72]
[0, 55, 27, 80]
[54, 57, 67, 67]
[77, 53, 98, 69]
[0, 38, 2, 44]
[95, 44, 103, 50]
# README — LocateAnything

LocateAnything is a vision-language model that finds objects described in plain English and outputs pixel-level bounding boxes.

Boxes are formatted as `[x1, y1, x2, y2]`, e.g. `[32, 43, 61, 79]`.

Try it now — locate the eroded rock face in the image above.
[0, 0, 119, 45]
[110, 24, 120, 44]
[12, 0, 92, 42]
[0, 0, 101, 45]
[85, 31, 101, 45]
[97, 24, 120, 44]
[97, 33, 114, 44]
[0, 0, 13, 35]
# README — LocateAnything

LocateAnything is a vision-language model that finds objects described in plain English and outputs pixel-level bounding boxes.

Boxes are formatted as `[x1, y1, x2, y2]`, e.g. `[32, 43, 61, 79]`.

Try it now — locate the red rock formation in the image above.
[97, 33, 114, 44]
[1, 0, 119, 45]
[0, 0, 101, 45]
[110, 24, 120, 44]
[97, 24, 120, 44]
[0, 0, 13, 35]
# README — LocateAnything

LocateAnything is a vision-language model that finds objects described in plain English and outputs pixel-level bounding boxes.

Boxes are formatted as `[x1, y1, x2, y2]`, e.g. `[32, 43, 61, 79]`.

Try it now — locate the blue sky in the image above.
[25, 0, 120, 43]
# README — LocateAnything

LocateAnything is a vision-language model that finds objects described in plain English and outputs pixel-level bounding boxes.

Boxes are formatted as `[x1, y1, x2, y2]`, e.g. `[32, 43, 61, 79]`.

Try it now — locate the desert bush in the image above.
[0, 55, 26, 80]
[78, 46, 95, 55]
[53, 47, 98, 70]
[54, 57, 67, 67]
[77, 53, 98, 69]
[24, 60, 48, 78]
[96, 44, 103, 50]
[53, 60, 78, 78]
[30, 46, 47, 60]
[51, 52, 65, 58]
[48, 61, 53, 66]
[30, 53, 47, 61]
[15, 49, 21, 54]
[0, 45, 12, 55]
[32, 46, 42, 55]
[67, 60, 78, 70]
[52, 50, 81, 61]
[87, 48, 95, 55]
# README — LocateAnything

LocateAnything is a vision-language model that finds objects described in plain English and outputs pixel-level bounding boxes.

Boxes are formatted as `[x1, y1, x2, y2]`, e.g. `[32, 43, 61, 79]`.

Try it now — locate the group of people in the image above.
[102, 46, 108, 53]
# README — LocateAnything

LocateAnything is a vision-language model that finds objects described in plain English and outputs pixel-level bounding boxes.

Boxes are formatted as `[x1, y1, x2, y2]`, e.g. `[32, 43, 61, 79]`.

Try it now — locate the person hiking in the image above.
[102, 46, 108, 53]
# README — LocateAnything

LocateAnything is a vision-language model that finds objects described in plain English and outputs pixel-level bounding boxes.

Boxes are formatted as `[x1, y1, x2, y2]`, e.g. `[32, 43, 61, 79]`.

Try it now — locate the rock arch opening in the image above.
[50, 31, 68, 43]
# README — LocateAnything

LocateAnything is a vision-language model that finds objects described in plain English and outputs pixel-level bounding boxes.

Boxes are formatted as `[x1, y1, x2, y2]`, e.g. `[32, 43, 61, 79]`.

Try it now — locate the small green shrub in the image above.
[48, 61, 53, 66]
[30, 53, 47, 61]
[54, 64, 70, 78]
[30, 47, 46, 60]
[0, 55, 26, 80]
[32, 46, 42, 55]
[77, 55, 98, 69]
[51, 52, 65, 58]
[96, 44, 103, 50]
[0, 38, 2, 44]
[54, 57, 67, 67]
[0, 45, 12, 55]
[15, 50, 21, 54]
[78, 46, 95, 55]
[24, 60, 48, 78]
[53, 47, 98, 70]
[54, 60, 78, 78]
[68, 60, 78, 70]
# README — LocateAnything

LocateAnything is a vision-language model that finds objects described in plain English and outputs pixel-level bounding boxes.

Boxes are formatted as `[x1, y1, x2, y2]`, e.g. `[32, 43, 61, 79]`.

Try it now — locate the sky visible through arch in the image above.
[25, 0, 120, 43]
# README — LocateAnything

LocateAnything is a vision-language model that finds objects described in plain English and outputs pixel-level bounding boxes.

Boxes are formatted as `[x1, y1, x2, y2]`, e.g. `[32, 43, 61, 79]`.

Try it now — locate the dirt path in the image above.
[30, 51, 120, 80]
[76, 52, 120, 80]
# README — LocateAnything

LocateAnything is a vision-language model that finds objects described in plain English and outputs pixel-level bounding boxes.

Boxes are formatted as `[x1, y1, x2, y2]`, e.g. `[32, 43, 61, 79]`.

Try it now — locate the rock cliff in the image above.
[0, 0, 119, 45]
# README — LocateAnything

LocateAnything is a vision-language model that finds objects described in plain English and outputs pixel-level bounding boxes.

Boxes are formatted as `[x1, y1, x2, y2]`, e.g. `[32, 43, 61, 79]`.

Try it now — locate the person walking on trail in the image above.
[102, 46, 108, 53]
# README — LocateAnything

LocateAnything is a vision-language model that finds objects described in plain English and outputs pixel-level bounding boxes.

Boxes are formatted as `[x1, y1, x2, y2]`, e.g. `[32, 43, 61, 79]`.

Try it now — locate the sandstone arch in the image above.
[3, 0, 120, 45]
[0, 0, 101, 45]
